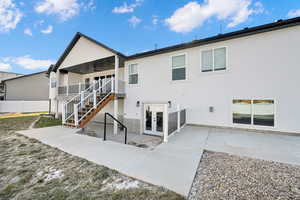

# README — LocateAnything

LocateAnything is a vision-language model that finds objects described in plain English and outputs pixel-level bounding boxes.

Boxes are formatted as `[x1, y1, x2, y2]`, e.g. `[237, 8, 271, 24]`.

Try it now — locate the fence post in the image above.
[74, 104, 78, 126]
[62, 103, 66, 124]
[163, 104, 168, 143]
[104, 113, 107, 141]
[177, 104, 181, 132]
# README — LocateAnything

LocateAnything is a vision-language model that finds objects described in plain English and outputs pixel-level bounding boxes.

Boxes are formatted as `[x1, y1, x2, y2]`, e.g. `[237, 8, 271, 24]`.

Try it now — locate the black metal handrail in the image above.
[104, 113, 128, 144]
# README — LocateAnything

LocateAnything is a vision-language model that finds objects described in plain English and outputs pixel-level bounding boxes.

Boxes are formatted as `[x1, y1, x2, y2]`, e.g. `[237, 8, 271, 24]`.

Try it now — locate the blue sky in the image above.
[0, 0, 299, 75]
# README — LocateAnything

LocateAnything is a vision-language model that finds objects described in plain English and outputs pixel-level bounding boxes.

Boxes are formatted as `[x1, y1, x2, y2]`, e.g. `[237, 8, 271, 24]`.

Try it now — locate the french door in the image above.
[144, 105, 164, 136]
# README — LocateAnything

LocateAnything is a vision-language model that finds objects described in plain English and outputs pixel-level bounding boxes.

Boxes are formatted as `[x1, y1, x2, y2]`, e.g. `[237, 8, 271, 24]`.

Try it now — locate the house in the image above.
[0, 71, 23, 100]
[4, 71, 49, 101]
[48, 17, 300, 141]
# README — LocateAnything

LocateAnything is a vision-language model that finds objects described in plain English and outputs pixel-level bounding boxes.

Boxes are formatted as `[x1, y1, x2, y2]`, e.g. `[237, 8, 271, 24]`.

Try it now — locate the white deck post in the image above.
[104, 77, 107, 93]
[66, 82, 69, 96]
[80, 91, 84, 108]
[163, 104, 169, 143]
[78, 82, 81, 94]
[93, 80, 97, 109]
[113, 55, 119, 135]
[177, 104, 181, 132]
[74, 104, 78, 126]
[98, 79, 101, 94]
[111, 76, 115, 93]
[62, 103, 66, 124]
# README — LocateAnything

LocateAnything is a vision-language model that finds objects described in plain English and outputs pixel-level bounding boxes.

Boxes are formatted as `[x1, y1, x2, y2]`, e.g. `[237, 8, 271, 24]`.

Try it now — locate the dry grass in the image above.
[0, 117, 184, 200]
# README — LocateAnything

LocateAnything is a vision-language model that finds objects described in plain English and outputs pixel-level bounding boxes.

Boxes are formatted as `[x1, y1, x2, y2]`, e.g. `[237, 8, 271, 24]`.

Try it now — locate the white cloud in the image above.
[35, 0, 80, 21]
[0, 62, 12, 71]
[128, 16, 141, 27]
[165, 0, 264, 33]
[82, 0, 96, 11]
[0, 0, 23, 32]
[113, 0, 143, 14]
[3, 55, 55, 70]
[24, 28, 33, 36]
[152, 15, 158, 25]
[287, 9, 300, 18]
[34, 19, 45, 27]
[41, 25, 53, 34]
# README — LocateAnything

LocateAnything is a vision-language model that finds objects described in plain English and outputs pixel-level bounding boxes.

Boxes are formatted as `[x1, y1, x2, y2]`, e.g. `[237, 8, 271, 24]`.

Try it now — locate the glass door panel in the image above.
[145, 109, 152, 131]
[156, 112, 163, 132]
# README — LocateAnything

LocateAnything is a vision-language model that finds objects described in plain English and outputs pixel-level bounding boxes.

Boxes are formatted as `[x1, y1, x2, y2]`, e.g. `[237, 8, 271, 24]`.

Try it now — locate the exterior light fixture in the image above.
[136, 101, 140, 107]
[168, 101, 171, 108]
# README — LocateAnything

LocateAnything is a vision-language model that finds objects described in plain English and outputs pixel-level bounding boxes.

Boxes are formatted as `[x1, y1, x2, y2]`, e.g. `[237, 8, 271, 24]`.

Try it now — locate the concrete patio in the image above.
[17, 125, 300, 196]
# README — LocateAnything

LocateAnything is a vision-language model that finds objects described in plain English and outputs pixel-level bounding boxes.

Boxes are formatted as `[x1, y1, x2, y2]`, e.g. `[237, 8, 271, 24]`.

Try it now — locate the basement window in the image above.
[233, 99, 275, 127]
[129, 64, 138, 84]
[172, 54, 186, 81]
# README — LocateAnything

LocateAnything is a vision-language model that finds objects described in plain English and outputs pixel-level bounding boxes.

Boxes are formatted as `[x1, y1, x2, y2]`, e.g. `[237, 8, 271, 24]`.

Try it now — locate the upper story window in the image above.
[129, 64, 138, 84]
[201, 47, 227, 72]
[172, 54, 186, 81]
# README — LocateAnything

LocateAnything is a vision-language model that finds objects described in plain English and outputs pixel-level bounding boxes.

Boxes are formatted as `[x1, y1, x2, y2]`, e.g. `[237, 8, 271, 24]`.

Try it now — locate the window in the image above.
[129, 64, 138, 84]
[85, 78, 90, 89]
[233, 99, 275, 127]
[233, 100, 252, 125]
[172, 54, 186, 81]
[253, 100, 274, 126]
[51, 81, 57, 88]
[202, 47, 226, 72]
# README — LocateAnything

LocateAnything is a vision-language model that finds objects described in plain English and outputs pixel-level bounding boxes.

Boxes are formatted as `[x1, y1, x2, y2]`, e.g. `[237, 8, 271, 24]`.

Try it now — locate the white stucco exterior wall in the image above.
[124, 25, 300, 134]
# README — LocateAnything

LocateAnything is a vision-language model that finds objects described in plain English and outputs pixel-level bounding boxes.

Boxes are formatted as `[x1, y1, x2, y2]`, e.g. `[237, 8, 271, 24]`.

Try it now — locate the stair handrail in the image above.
[74, 79, 113, 125]
[103, 112, 128, 144]
[64, 82, 94, 105]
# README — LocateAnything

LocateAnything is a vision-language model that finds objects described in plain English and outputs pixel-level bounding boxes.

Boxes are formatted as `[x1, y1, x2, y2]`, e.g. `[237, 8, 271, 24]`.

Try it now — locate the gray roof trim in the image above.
[3, 71, 47, 82]
[48, 17, 300, 71]
[127, 17, 300, 59]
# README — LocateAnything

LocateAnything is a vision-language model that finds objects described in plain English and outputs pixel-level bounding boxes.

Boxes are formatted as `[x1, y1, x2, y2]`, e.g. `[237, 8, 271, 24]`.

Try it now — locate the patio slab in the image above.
[18, 125, 300, 196]
[18, 125, 206, 196]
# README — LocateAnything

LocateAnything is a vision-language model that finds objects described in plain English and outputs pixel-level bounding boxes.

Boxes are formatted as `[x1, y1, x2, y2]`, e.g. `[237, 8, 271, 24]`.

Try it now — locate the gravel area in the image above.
[189, 151, 300, 200]
[0, 117, 184, 200]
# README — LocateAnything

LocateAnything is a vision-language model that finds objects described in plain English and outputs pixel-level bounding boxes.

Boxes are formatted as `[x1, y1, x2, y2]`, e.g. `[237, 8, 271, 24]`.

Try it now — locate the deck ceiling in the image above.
[60, 56, 124, 74]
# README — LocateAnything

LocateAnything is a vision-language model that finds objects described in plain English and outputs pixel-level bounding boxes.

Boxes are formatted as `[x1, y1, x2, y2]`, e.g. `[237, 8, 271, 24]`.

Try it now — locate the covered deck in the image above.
[57, 55, 126, 97]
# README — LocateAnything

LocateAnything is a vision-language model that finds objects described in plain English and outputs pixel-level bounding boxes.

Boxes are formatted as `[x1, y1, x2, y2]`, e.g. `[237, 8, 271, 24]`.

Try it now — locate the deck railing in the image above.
[58, 80, 125, 96]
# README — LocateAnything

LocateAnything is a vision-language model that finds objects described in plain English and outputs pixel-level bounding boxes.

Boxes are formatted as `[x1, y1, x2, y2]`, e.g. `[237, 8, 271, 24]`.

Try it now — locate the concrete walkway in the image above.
[17, 125, 300, 196]
[18, 125, 205, 196]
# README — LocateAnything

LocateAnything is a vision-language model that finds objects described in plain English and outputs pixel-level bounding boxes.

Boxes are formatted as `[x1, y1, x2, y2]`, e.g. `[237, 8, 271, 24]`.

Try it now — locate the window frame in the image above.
[128, 63, 139, 85]
[231, 98, 276, 128]
[201, 46, 228, 73]
[170, 53, 187, 82]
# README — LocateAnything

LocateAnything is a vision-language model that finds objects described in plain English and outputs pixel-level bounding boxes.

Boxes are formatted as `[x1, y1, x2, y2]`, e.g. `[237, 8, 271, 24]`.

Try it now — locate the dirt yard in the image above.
[0, 116, 184, 200]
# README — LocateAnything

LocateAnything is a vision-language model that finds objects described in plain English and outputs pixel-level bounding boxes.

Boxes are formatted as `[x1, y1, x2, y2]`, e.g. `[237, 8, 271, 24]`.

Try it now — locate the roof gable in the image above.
[53, 32, 125, 71]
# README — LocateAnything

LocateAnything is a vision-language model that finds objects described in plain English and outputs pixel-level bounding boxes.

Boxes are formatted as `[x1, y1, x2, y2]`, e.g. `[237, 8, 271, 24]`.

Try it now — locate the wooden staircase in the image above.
[64, 93, 115, 128]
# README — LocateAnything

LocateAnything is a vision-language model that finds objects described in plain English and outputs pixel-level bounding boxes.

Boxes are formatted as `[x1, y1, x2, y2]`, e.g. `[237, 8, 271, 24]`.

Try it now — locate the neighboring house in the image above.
[4, 71, 49, 101]
[48, 17, 300, 140]
[0, 71, 23, 100]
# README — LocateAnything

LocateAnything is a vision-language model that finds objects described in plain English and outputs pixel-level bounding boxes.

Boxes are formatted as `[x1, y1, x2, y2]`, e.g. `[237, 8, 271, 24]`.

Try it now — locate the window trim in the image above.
[201, 46, 228, 73]
[170, 52, 187, 82]
[128, 63, 139, 85]
[231, 98, 276, 128]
